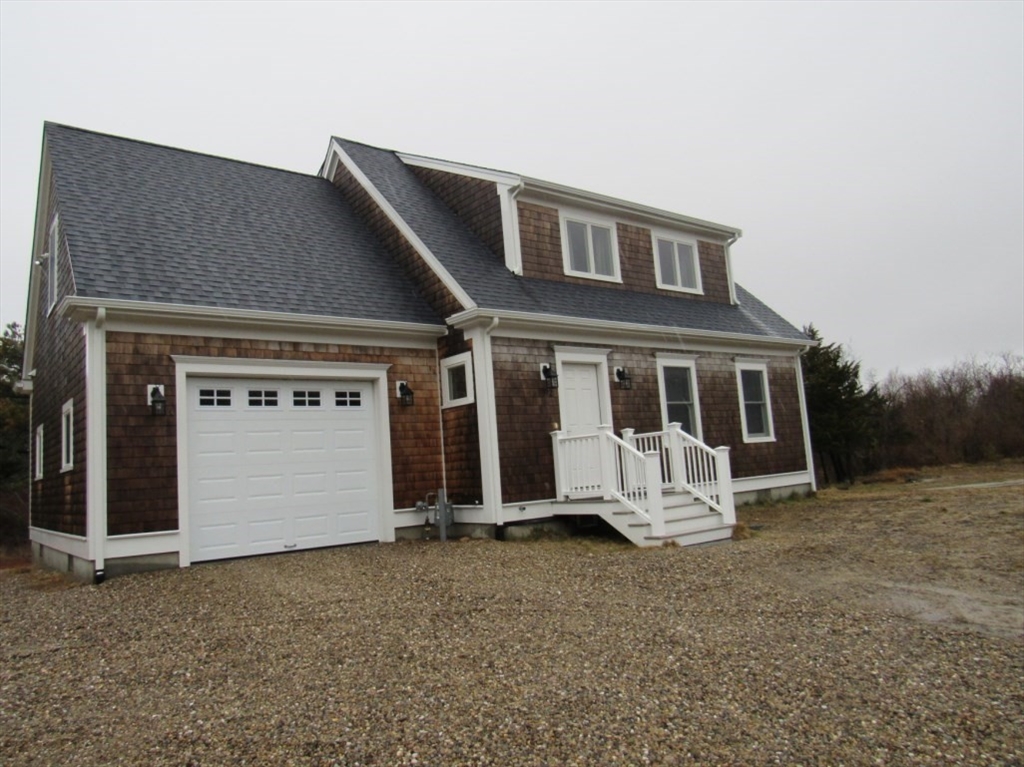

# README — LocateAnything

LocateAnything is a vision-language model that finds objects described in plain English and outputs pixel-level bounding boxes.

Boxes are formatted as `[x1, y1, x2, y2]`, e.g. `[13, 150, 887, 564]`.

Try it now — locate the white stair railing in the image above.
[551, 427, 666, 536]
[623, 424, 735, 525]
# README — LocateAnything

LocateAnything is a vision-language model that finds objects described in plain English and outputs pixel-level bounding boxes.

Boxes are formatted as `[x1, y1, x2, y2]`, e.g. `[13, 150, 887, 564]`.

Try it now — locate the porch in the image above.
[550, 423, 736, 547]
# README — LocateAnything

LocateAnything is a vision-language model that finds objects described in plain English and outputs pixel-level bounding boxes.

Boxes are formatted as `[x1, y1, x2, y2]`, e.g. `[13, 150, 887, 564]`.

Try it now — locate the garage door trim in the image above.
[173, 356, 395, 567]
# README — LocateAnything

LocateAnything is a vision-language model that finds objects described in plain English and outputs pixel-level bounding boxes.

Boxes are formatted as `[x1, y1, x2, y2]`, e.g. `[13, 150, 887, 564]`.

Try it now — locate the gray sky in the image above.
[2, 1, 1021, 380]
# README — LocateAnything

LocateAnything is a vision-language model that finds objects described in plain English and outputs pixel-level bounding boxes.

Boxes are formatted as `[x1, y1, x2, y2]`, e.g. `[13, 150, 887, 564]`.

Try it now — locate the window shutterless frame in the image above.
[440, 351, 475, 408]
[558, 208, 622, 283]
[735, 361, 775, 442]
[655, 355, 703, 440]
[651, 229, 703, 294]
[61, 399, 74, 472]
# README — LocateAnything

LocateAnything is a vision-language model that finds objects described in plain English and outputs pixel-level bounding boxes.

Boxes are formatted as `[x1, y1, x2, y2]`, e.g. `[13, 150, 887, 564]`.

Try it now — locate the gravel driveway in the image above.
[2, 463, 1022, 766]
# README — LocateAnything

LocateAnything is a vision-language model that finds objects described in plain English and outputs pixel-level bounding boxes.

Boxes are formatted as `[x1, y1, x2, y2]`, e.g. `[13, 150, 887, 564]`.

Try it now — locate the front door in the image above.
[559, 362, 605, 494]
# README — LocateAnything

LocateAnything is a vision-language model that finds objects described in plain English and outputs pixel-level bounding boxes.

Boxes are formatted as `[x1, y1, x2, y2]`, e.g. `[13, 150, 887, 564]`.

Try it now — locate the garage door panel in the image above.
[188, 377, 380, 563]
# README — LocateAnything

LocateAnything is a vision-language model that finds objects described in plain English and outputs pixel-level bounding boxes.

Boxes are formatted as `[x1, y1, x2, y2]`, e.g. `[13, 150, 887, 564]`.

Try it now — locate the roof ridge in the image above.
[44, 122, 319, 180]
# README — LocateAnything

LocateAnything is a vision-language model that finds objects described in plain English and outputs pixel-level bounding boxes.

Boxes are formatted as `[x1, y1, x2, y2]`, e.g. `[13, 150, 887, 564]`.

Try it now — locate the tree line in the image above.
[802, 325, 1024, 485]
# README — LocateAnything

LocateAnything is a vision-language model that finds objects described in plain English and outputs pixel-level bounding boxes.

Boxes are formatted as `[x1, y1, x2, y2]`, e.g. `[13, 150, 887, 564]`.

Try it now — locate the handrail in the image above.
[624, 424, 735, 525]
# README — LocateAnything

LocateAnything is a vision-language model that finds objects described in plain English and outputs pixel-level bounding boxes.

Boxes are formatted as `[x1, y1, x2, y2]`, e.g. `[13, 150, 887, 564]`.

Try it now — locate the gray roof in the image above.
[46, 124, 441, 326]
[335, 138, 808, 342]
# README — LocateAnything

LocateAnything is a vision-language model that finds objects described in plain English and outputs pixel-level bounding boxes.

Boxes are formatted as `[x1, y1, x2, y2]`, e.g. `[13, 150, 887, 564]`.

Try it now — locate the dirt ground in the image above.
[739, 459, 1024, 639]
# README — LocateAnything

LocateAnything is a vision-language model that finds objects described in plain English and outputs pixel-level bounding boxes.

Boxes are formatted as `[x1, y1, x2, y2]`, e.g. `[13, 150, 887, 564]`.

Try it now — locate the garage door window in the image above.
[293, 390, 322, 407]
[199, 388, 232, 407]
[248, 389, 279, 407]
[335, 391, 362, 408]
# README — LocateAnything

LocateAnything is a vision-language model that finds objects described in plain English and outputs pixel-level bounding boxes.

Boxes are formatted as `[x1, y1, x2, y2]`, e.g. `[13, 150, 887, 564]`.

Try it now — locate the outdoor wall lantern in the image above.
[149, 385, 167, 416]
[397, 381, 415, 407]
[541, 364, 559, 391]
[615, 367, 633, 390]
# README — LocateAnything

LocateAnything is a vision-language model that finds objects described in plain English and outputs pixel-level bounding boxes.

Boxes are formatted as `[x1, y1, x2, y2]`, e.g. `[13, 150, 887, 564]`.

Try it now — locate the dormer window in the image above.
[559, 209, 621, 282]
[653, 231, 703, 294]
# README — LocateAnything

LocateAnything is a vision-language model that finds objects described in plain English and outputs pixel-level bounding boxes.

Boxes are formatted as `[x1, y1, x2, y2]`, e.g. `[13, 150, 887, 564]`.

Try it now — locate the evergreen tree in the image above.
[801, 325, 880, 484]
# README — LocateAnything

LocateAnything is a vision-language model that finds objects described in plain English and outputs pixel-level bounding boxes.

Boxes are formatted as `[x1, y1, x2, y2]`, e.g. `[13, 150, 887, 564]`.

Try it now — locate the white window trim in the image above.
[34, 424, 44, 480]
[61, 399, 74, 472]
[651, 228, 704, 295]
[440, 351, 475, 408]
[736, 361, 775, 443]
[655, 355, 703, 440]
[558, 208, 622, 283]
[46, 215, 59, 315]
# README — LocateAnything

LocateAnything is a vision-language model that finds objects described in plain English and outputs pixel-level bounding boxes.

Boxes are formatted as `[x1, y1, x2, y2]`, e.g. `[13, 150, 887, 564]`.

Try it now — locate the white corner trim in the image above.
[85, 321, 107, 570]
[328, 140, 477, 311]
[725, 235, 739, 306]
[795, 355, 818, 492]
[465, 324, 503, 524]
[498, 182, 524, 275]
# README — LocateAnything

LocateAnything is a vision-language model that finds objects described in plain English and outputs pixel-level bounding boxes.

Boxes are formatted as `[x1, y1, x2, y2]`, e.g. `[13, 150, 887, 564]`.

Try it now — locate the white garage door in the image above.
[187, 377, 379, 562]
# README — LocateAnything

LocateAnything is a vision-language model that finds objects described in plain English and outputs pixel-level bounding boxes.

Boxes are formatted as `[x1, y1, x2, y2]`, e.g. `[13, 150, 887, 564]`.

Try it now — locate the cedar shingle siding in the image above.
[104, 332, 444, 534]
[30, 192, 87, 535]
[409, 167, 505, 261]
[517, 201, 731, 302]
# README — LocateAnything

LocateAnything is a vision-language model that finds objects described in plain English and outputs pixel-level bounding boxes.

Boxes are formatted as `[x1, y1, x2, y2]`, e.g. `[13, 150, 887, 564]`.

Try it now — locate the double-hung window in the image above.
[560, 210, 620, 282]
[441, 351, 475, 408]
[656, 356, 702, 439]
[653, 231, 702, 294]
[736, 361, 775, 442]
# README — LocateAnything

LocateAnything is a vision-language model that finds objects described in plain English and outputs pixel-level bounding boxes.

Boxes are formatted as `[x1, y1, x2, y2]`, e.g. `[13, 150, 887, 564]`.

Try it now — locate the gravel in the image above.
[2, 469, 1022, 766]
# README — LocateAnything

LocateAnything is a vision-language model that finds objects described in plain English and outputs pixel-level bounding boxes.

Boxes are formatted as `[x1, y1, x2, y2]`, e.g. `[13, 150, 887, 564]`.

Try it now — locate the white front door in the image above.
[559, 362, 605, 494]
[560, 362, 603, 435]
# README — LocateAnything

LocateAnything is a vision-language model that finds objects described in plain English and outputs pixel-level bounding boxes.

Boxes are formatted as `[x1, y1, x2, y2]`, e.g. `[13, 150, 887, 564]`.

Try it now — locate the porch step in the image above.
[620, 504, 721, 536]
[644, 523, 734, 547]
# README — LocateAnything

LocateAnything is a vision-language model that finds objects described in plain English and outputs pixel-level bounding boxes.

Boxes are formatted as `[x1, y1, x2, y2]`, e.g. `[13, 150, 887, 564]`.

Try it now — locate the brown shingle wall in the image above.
[30, 187, 87, 536]
[492, 338, 560, 503]
[104, 333, 444, 535]
[408, 167, 504, 261]
[438, 333, 482, 505]
[493, 339, 807, 503]
[331, 164, 464, 319]
[517, 202, 732, 303]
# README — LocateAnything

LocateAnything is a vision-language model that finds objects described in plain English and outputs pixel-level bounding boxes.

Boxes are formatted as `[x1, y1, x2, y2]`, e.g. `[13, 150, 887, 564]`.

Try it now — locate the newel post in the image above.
[597, 425, 615, 500]
[551, 431, 565, 501]
[715, 446, 736, 526]
[644, 451, 666, 537]
[621, 427, 635, 447]
[667, 422, 685, 493]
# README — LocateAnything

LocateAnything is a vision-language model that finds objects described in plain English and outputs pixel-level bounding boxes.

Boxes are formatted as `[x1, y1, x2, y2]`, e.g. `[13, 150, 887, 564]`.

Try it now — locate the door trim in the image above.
[553, 347, 613, 432]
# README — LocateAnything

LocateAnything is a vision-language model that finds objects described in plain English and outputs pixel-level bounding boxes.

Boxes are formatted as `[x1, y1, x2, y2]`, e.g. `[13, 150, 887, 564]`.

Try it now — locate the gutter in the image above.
[448, 307, 811, 350]
[59, 297, 448, 340]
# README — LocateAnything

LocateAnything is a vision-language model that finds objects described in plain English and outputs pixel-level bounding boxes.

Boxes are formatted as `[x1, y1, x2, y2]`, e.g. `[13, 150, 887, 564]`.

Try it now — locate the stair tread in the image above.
[643, 524, 734, 541]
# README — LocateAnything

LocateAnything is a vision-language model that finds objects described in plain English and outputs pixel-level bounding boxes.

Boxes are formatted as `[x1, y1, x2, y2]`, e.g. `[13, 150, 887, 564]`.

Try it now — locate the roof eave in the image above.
[447, 307, 808, 348]
[519, 177, 742, 240]
[60, 297, 447, 339]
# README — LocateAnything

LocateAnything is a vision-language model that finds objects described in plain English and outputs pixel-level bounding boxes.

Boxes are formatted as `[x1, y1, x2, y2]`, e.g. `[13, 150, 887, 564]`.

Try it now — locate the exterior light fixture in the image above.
[397, 381, 415, 407]
[615, 367, 632, 390]
[149, 385, 167, 416]
[541, 364, 558, 391]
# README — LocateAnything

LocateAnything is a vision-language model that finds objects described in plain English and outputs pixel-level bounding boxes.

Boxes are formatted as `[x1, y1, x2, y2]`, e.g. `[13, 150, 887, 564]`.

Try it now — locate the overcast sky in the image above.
[1, 1, 1021, 380]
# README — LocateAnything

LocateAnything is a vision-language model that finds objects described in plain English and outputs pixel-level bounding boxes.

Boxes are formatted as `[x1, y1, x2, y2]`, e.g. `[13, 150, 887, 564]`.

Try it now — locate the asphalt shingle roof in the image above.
[335, 138, 808, 342]
[45, 124, 441, 326]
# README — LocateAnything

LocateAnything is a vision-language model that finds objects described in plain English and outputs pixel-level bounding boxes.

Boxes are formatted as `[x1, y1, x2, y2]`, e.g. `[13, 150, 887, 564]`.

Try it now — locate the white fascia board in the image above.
[22, 138, 54, 377]
[59, 297, 447, 345]
[520, 177, 742, 240]
[448, 308, 810, 351]
[326, 140, 477, 311]
[396, 152, 521, 186]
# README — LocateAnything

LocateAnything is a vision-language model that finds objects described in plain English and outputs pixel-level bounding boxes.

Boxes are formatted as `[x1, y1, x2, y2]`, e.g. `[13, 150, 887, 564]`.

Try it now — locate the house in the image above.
[18, 123, 816, 581]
